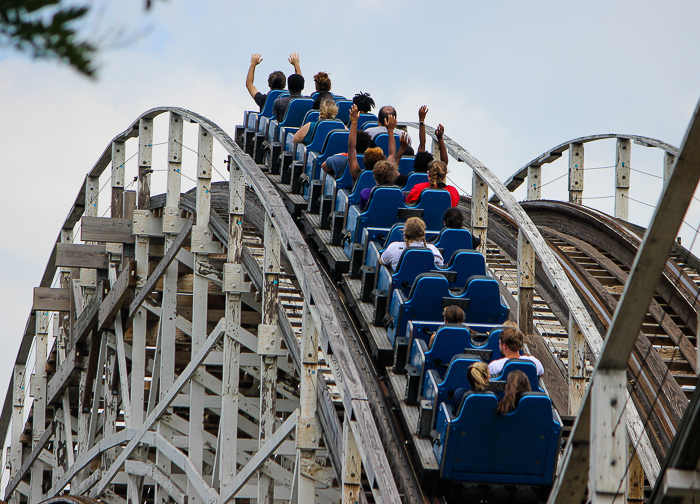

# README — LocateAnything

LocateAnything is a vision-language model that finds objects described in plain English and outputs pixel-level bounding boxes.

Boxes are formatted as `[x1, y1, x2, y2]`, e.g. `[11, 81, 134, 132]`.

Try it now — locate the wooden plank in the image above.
[615, 138, 631, 221]
[47, 347, 80, 405]
[71, 283, 103, 348]
[56, 243, 108, 269]
[33, 288, 70, 312]
[128, 217, 193, 320]
[98, 261, 137, 330]
[568, 142, 584, 204]
[81, 217, 135, 244]
[4, 423, 54, 498]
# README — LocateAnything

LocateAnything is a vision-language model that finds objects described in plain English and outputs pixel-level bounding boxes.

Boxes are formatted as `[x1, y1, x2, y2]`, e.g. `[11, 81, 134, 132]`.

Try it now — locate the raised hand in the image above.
[386, 114, 397, 132]
[349, 104, 359, 123]
[251, 53, 263, 66]
[288, 52, 300, 66]
[400, 132, 410, 150]
[435, 124, 444, 139]
[418, 105, 428, 122]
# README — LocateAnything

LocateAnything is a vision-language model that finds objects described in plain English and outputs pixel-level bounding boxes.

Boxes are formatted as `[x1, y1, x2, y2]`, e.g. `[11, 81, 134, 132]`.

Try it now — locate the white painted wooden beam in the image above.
[615, 138, 631, 221]
[527, 165, 541, 201]
[568, 142, 584, 204]
[471, 172, 488, 255]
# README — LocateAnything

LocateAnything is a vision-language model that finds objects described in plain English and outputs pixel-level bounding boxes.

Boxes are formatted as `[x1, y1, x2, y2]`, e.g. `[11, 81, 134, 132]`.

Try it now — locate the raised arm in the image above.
[288, 52, 302, 75]
[396, 132, 409, 165]
[417, 105, 428, 153]
[246, 53, 263, 98]
[435, 124, 448, 166]
[386, 114, 398, 163]
[348, 105, 361, 183]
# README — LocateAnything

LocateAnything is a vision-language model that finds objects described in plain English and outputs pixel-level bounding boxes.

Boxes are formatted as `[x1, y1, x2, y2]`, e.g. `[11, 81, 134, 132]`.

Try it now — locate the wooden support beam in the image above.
[4, 423, 54, 499]
[615, 138, 631, 221]
[30, 311, 49, 502]
[138, 117, 153, 210]
[9, 365, 25, 504]
[98, 260, 136, 330]
[33, 287, 70, 312]
[259, 213, 281, 504]
[89, 318, 226, 498]
[125, 460, 186, 504]
[127, 217, 193, 320]
[660, 468, 700, 499]
[81, 216, 135, 244]
[342, 416, 361, 504]
[471, 172, 488, 255]
[527, 165, 542, 201]
[568, 318, 586, 415]
[56, 243, 109, 269]
[71, 283, 104, 348]
[112, 141, 126, 220]
[517, 230, 535, 335]
[568, 142, 584, 204]
[663, 152, 675, 190]
[219, 410, 299, 504]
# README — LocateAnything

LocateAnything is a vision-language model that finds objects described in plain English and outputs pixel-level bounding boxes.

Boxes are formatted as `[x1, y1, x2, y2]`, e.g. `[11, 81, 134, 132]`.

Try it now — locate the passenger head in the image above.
[319, 99, 338, 120]
[372, 160, 396, 186]
[403, 217, 426, 243]
[413, 151, 434, 173]
[502, 320, 519, 329]
[467, 362, 489, 392]
[377, 105, 396, 126]
[268, 71, 286, 90]
[314, 72, 331, 92]
[443, 207, 464, 229]
[443, 305, 465, 324]
[356, 131, 371, 154]
[287, 73, 305, 94]
[496, 370, 531, 415]
[353, 92, 375, 113]
[499, 327, 524, 354]
[428, 160, 448, 188]
[363, 147, 386, 171]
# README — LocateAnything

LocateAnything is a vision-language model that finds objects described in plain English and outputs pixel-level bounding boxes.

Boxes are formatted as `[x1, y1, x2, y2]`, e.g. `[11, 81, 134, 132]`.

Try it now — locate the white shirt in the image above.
[364, 126, 412, 145]
[379, 240, 444, 271]
[488, 355, 544, 377]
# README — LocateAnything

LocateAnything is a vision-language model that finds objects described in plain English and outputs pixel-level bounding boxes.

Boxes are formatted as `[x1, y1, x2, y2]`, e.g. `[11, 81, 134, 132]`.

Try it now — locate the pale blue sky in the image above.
[1, 0, 700, 455]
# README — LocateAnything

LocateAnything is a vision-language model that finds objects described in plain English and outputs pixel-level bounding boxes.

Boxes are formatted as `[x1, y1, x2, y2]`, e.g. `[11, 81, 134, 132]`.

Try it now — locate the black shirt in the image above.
[312, 91, 334, 109]
[272, 93, 303, 122]
[254, 91, 267, 112]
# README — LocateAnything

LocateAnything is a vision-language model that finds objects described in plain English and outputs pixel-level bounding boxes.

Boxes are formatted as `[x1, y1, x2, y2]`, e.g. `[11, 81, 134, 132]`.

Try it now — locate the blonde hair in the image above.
[372, 160, 395, 186]
[467, 362, 489, 392]
[319, 99, 338, 120]
[403, 217, 426, 242]
[503, 320, 519, 329]
[428, 160, 448, 187]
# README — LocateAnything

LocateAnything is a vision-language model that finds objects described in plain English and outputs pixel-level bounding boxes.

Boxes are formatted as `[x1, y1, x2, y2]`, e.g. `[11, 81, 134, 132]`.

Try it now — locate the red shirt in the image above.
[406, 182, 460, 207]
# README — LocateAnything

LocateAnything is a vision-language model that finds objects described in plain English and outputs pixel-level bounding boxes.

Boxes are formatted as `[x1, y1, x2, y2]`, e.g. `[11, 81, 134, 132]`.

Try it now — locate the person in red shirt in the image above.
[405, 159, 460, 206]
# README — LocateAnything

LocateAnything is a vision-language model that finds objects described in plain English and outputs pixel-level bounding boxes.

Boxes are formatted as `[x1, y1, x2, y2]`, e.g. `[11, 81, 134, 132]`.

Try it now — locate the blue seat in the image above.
[329, 155, 365, 198]
[335, 170, 376, 215]
[362, 121, 379, 130]
[301, 110, 320, 125]
[258, 90, 288, 119]
[335, 100, 353, 123]
[373, 133, 401, 157]
[433, 392, 560, 484]
[431, 228, 474, 260]
[386, 273, 509, 346]
[422, 354, 483, 425]
[397, 157, 416, 176]
[403, 172, 428, 192]
[491, 359, 544, 394]
[267, 98, 314, 144]
[344, 189, 452, 256]
[305, 130, 350, 182]
[357, 114, 378, 130]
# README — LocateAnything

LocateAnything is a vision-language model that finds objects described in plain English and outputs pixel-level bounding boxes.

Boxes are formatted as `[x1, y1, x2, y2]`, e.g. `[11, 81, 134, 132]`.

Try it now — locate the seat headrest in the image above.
[395, 246, 434, 271]
[407, 272, 449, 300]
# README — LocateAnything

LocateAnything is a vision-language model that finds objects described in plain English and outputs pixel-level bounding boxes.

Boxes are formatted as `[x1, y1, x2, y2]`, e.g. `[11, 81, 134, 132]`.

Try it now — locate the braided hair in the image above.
[428, 160, 448, 188]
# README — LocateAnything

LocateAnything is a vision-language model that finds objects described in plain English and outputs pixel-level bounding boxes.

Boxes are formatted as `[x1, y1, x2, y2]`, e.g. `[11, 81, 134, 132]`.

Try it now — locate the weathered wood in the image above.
[471, 172, 488, 255]
[628, 444, 645, 502]
[517, 230, 535, 335]
[527, 165, 542, 200]
[138, 117, 153, 210]
[4, 423, 54, 498]
[33, 287, 71, 312]
[112, 141, 126, 219]
[56, 243, 109, 269]
[342, 416, 361, 504]
[98, 260, 136, 330]
[71, 283, 103, 348]
[127, 217, 193, 320]
[568, 142, 584, 204]
[47, 347, 81, 405]
[81, 216, 135, 244]
[568, 318, 586, 415]
[663, 152, 676, 190]
[297, 302, 319, 503]
[615, 138, 631, 221]
[9, 365, 25, 504]
[89, 318, 226, 498]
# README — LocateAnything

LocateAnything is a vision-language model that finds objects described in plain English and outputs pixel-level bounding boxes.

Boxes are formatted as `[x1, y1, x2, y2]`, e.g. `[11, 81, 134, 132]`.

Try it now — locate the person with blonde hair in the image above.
[453, 362, 490, 414]
[379, 217, 443, 271]
[292, 98, 345, 145]
[405, 159, 460, 207]
[496, 370, 531, 415]
[312, 72, 333, 109]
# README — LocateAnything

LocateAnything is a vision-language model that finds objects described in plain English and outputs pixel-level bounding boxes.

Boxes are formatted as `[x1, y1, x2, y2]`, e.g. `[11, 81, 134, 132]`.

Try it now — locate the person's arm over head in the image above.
[386, 114, 397, 163]
[396, 132, 409, 165]
[246, 53, 263, 99]
[288, 52, 301, 75]
[293, 122, 310, 144]
[348, 104, 361, 183]
[417, 105, 428, 153]
[436, 124, 448, 166]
